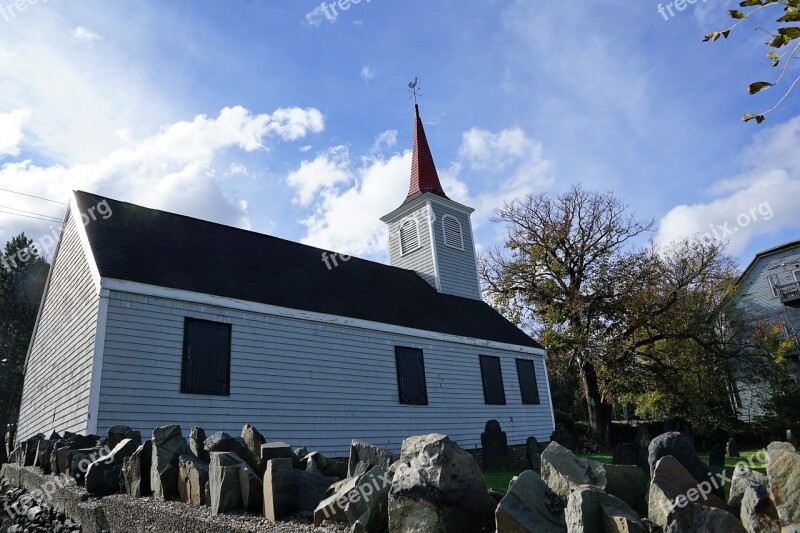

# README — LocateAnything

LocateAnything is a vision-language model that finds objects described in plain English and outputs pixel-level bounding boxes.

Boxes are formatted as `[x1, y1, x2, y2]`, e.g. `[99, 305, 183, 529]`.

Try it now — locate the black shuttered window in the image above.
[516, 359, 541, 405]
[479, 355, 506, 405]
[181, 318, 232, 396]
[395, 347, 428, 405]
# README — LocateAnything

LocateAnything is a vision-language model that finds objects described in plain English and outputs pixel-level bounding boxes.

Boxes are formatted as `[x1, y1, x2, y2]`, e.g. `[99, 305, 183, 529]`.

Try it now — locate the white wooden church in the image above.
[16, 105, 555, 456]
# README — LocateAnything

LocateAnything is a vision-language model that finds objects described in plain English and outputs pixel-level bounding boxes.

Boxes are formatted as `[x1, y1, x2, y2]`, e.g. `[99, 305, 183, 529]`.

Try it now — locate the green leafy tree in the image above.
[0, 234, 49, 433]
[479, 185, 780, 445]
[704, 0, 800, 123]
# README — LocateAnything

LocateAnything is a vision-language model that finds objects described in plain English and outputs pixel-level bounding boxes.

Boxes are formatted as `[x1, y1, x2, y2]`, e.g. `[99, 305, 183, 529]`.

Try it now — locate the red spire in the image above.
[408, 104, 447, 198]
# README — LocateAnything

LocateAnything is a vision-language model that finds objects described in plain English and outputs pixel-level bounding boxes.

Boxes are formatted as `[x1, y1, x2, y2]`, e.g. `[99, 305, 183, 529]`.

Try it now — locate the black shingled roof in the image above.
[75, 191, 542, 349]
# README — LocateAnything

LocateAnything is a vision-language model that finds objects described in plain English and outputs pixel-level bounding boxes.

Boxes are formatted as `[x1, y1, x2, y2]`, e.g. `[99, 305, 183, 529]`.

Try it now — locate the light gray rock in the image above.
[494, 470, 566, 533]
[348, 440, 397, 478]
[728, 465, 769, 516]
[151, 424, 193, 500]
[388, 433, 496, 533]
[765, 441, 800, 529]
[541, 441, 607, 500]
[566, 484, 644, 533]
[122, 440, 152, 497]
[313, 465, 391, 531]
[648, 432, 721, 499]
[178, 455, 209, 506]
[604, 464, 648, 518]
[264, 458, 296, 522]
[648, 456, 728, 528]
[740, 484, 781, 533]
[86, 438, 139, 495]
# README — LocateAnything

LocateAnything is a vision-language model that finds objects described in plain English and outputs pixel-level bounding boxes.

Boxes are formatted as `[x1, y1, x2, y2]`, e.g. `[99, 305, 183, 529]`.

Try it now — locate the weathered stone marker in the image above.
[480, 420, 509, 471]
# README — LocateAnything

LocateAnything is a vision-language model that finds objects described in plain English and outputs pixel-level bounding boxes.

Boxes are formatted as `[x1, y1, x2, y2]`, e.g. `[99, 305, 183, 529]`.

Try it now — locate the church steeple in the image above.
[380, 103, 482, 301]
[408, 104, 447, 199]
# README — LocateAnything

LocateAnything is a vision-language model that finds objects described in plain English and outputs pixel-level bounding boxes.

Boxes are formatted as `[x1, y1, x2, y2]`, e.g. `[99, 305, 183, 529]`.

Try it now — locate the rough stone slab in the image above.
[294, 469, 339, 515]
[648, 432, 721, 499]
[648, 455, 728, 528]
[666, 503, 746, 532]
[260, 442, 295, 474]
[122, 440, 152, 498]
[541, 441, 607, 500]
[740, 484, 781, 533]
[85, 439, 139, 495]
[566, 484, 644, 533]
[151, 424, 193, 500]
[728, 465, 768, 516]
[604, 464, 648, 518]
[178, 455, 209, 506]
[241, 424, 266, 470]
[347, 440, 397, 478]
[765, 441, 800, 529]
[264, 458, 296, 522]
[494, 470, 566, 533]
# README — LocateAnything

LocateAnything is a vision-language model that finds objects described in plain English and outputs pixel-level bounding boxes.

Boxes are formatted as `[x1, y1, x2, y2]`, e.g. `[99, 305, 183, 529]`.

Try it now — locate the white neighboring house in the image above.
[732, 240, 800, 421]
[16, 105, 555, 456]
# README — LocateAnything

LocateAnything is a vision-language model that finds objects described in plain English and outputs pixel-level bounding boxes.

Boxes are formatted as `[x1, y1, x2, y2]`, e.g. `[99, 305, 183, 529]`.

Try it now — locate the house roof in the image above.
[407, 104, 447, 200]
[737, 239, 800, 285]
[74, 191, 542, 349]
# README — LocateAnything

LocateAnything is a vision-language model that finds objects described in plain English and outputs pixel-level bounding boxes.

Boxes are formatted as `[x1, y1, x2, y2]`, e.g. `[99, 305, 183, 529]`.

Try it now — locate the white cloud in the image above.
[71, 27, 102, 42]
[286, 145, 352, 206]
[371, 129, 397, 153]
[0, 106, 325, 244]
[287, 125, 554, 259]
[657, 117, 800, 253]
[361, 66, 375, 82]
[299, 145, 313, 153]
[0, 110, 31, 157]
[266, 107, 324, 141]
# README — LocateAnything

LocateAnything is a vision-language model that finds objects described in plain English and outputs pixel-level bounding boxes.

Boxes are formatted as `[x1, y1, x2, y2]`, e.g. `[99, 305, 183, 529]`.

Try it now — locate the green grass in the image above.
[481, 449, 767, 493]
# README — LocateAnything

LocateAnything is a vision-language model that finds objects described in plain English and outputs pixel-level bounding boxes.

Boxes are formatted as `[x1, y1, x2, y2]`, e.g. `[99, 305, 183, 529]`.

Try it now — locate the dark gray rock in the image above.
[481, 420, 509, 472]
[208, 451, 263, 516]
[727, 437, 740, 458]
[241, 424, 266, 469]
[566, 484, 645, 533]
[314, 465, 390, 531]
[648, 432, 722, 499]
[740, 483, 781, 533]
[648, 455, 728, 528]
[189, 427, 208, 462]
[550, 424, 573, 451]
[34, 439, 56, 474]
[151, 424, 193, 500]
[203, 431, 259, 474]
[728, 465, 768, 515]
[347, 440, 397, 478]
[122, 440, 152, 497]
[294, 469, 339, 516]
[86, 438, 139, 495]
[264, 458, 296, 522]
[260, 442, 295, 475]
[525, 436, 542, 474]
[612, 442, 642, 467]
[106, 425, 140, 450]
[604, 464, 648, 518]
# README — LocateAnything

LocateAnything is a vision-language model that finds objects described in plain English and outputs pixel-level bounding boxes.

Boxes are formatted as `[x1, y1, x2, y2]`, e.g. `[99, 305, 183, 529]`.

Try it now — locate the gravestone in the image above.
[709, 443, 725, 468]
[787, 429, 798, 450]
[612, 442, 641, 466]
[525, 436, 541, 474]
[480, 420, 509, 471]
[550, 423, 573, 451]
[727, 437, 740, 458]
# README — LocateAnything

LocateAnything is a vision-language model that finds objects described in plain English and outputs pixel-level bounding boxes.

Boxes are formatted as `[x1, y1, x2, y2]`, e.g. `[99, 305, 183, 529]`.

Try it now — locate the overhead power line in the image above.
[0, 210, 62, 223]
[0, 204, 63, 222]
[0, 187, 67, 205]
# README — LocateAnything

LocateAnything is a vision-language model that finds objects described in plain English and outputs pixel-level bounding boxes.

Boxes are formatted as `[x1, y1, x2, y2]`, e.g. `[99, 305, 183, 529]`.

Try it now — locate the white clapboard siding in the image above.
[16, 212, 99, 440]
[387, 207, 437, 290]
[97, 291, 554, 456]
[430, 202, 481, 300]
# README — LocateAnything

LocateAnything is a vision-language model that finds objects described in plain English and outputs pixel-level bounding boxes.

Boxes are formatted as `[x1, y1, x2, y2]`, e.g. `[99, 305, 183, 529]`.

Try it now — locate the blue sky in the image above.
[1, 0, 799, 268]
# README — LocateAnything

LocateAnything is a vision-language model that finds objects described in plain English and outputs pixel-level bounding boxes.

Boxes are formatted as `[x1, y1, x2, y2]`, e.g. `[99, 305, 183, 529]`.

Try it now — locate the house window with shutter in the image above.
[516, 359, 541, 405]
[768, 274, 780, 297]
[181, 318, 232, 396]
[479, 355, 506, 405]
[399, 218, 421, 255]
[442, 214, 464, 250]
[395, 347, 428, 405]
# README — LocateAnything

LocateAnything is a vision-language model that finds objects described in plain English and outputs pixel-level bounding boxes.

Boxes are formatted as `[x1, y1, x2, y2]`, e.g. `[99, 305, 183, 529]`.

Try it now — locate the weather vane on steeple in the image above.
[408, 77, 421, 105]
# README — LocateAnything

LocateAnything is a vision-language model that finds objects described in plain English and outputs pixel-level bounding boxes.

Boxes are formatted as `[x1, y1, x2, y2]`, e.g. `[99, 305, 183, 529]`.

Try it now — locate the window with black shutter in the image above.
[395, 347, 428, 405]
[181, 318, 232, 396]
[516, 358, 541, 405]
[479, 355, 506, 405]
